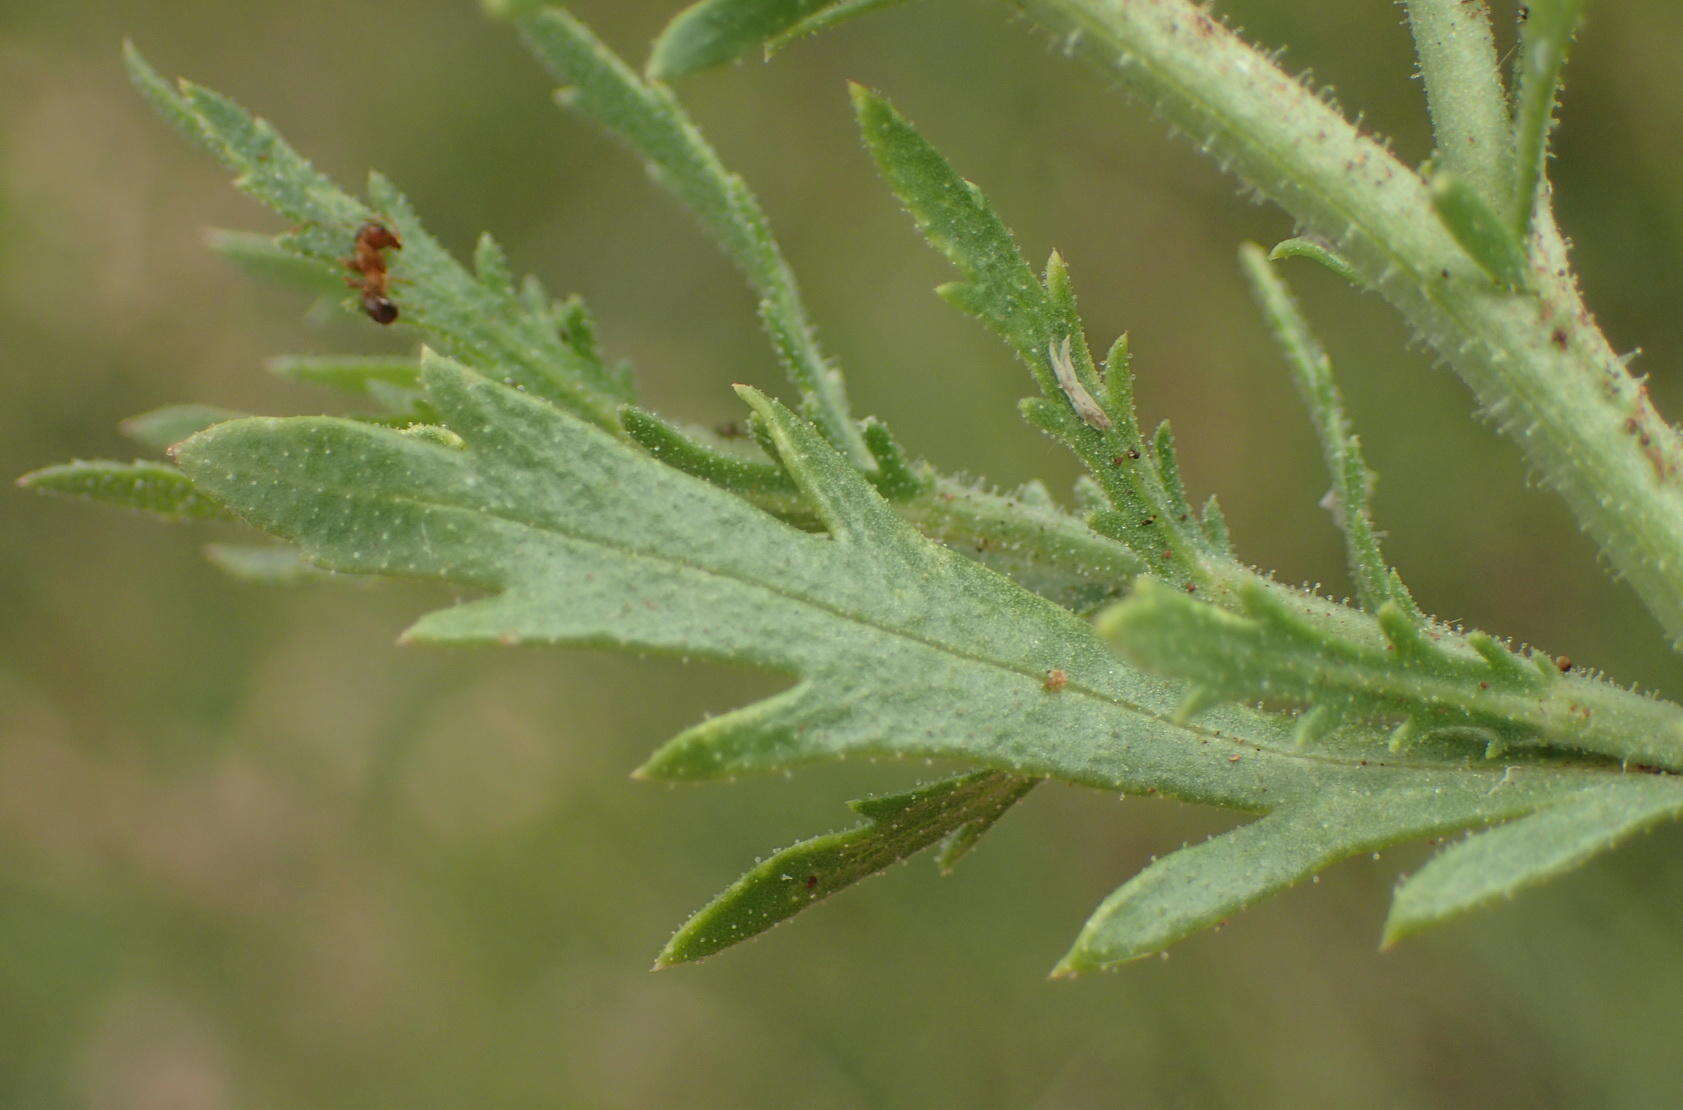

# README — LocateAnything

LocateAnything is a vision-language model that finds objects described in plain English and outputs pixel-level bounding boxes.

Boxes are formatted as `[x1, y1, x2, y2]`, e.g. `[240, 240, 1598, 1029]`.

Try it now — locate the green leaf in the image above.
[168, 352, 1683, 967]
[1430, 171, 1529, 289]
[504, 5, 869, 465]
[1239, 244, 1411, 615]
[121, 404, 245, 452]
[651, 0, 916, 80]
[619, 405, 800, 498]
[18, 461, 228, 521]
[1098, 577, 1683, 771]
[1266, 236, 1361, 286]
[658, 770, 1033, 966]
[204, 229, 343, 295]
[1384, 779, 1683, 944]
[204, 543, 337, 585]
[1512, 0, 1586, 240]
[1055, 800, 1360, 974]
[266, 354, 422, 398]
[172, 353, 1258, 797]
[854, 85, 1209, 579]
[83, 14, 1683, 974]
[125, 47, 626, 428]
[853, 83, 1056, 375]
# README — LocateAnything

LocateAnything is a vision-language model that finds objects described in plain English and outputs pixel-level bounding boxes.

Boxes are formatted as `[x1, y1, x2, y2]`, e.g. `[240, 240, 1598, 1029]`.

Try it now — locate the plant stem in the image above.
[1004, 0, 1683, 647]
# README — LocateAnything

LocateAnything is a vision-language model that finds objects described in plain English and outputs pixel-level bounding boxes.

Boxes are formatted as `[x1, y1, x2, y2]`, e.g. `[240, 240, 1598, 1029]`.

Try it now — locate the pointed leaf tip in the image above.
[1384, 781, 1683, 946]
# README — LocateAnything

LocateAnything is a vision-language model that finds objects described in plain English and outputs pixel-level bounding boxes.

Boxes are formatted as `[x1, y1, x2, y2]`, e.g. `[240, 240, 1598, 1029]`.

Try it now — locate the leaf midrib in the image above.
[270, 456, 1541, 785]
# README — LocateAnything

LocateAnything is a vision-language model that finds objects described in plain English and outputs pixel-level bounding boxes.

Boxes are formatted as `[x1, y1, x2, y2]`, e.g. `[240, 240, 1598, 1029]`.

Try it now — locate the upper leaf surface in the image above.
[175, 353, 1308, 804]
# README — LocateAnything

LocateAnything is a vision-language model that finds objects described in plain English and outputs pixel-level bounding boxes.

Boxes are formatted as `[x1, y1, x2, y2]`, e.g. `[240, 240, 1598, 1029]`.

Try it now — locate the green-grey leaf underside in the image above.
[170, 353, 1683, 970]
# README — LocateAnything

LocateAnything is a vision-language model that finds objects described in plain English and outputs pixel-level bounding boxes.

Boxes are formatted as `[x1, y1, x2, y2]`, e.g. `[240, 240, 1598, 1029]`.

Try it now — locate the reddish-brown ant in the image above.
[344, 221, 402, 325]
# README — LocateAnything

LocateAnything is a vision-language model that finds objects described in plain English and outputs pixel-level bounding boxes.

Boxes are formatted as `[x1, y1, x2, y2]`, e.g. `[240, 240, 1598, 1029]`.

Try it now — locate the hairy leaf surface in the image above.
[168, 352, 1683, 970]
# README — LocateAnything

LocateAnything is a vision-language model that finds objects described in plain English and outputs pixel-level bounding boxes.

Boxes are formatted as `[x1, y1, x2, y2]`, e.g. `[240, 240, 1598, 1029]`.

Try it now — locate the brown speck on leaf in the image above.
[1228, 753, 1242, 763]
[805, 875, 819, 890]
[1557, 656, 1573, 673]
[1551, 328, 1570, 351]
[1043, 668, 1069, 693]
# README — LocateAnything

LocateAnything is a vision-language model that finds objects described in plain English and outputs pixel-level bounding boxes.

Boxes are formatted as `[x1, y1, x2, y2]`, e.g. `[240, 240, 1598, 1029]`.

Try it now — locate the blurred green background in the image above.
[6, 1, 1683, 1106]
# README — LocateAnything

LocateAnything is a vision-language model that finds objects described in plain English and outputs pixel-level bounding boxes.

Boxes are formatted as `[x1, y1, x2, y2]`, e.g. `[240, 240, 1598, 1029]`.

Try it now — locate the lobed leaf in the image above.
[124, 45, 626, 429]
[1099, 577, 1683, 771]
[854, 85, 1212, 579]
[165, 350, 1683, 968]
[48, 11, 1683, 974]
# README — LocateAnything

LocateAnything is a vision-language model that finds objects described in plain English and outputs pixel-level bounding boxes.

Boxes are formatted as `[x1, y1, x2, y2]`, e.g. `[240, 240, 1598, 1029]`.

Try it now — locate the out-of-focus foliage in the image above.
[7, 0, 1683, 1105]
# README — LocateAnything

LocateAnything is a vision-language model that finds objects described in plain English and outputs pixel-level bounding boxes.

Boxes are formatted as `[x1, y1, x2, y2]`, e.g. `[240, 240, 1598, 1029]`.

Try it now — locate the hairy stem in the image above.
[1005, 0, 1683, 646]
